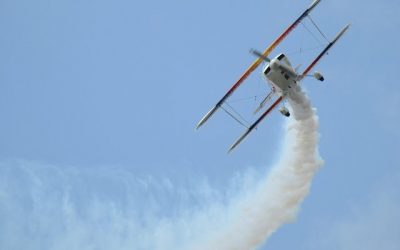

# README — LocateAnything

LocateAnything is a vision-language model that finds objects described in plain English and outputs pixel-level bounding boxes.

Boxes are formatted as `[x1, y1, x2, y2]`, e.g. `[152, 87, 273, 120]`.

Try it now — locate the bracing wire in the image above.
[285, 45, 324, 56]
[221, 105, 249, 129]
[301, 21, 325, 47]
[224, 102, 250, 126]
[307, 15, 330, 43]
[228, 95, 258, 103]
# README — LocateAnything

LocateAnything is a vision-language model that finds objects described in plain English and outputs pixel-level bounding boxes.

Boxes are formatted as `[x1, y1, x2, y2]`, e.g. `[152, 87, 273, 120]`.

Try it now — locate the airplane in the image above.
[196, 0, 350, 153]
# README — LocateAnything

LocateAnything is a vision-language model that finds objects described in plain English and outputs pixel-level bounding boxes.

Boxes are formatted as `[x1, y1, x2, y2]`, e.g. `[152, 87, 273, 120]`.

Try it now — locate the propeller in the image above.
[250, 49, 271, 62]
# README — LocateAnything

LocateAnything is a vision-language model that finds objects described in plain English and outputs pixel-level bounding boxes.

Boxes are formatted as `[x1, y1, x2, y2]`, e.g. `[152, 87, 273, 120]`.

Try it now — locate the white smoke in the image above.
[0, 86, 323, 250]
[192, 85, 324, 249]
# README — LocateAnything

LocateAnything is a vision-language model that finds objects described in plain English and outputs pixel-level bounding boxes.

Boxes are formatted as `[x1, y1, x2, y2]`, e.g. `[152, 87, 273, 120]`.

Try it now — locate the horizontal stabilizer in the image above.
[254, 91, 275, 114]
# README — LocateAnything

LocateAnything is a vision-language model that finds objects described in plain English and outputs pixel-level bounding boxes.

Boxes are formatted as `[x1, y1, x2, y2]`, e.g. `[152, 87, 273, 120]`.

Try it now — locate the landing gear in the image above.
[279, 106, 290, 117]
[314, 71, 324, 81]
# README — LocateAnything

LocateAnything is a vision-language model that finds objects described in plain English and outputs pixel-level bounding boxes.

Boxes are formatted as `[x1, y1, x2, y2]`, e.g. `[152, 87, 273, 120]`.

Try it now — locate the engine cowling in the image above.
[279, 107, 290, 117]
[314, 71, 324, 81]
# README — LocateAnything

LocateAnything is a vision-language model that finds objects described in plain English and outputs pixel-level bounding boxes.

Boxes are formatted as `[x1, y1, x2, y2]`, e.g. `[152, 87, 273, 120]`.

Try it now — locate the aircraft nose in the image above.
[270, 59, 279, 70]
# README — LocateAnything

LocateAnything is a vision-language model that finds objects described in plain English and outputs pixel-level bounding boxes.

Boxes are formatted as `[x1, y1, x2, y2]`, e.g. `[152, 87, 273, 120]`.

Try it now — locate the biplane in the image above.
[196, 0, 350, 152]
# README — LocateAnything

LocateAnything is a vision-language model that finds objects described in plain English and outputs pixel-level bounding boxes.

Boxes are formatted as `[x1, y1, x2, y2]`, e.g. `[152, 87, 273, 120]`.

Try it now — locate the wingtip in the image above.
[195, 116, 207, 130]
[332, 23, 351, 43]
[227, 131, 249, 154]
[196, 105, 219, 131]
[343, 23, 351, 31]
[227, 146, 236, 154]
[308, 0, 321, 12]
[228, 138, 241, 153]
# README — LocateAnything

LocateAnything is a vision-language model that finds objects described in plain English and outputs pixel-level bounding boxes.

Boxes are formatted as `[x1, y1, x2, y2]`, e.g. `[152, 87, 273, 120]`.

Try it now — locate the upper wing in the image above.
[298, 23, 350, 81]
[196, 0, 322, 129]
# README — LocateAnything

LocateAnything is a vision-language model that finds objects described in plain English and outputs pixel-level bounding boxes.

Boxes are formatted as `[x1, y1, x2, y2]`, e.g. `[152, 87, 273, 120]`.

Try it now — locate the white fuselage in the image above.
[263, 53, 298, 96]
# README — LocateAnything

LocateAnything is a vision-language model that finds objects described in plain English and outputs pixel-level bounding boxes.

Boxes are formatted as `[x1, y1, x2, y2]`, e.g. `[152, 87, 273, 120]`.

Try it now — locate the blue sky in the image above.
[0, 0, 399, 249]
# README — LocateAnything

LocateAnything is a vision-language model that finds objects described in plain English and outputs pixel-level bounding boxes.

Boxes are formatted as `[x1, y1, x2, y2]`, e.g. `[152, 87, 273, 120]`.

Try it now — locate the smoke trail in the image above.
[194, 85, 324, 249]
[0, 86, 322, 250]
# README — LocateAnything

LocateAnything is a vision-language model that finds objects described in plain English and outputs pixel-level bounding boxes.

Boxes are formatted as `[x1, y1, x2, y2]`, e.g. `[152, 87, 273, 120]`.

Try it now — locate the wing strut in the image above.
[228, 96, 283, 153]
[298, 23, 350, 81]
[196, 0, 321, 129]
